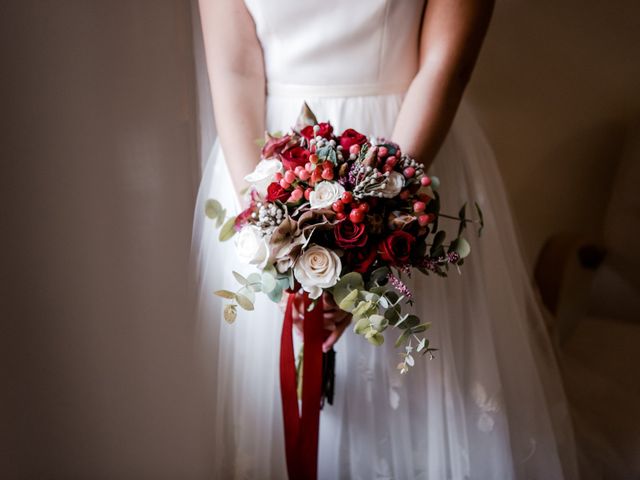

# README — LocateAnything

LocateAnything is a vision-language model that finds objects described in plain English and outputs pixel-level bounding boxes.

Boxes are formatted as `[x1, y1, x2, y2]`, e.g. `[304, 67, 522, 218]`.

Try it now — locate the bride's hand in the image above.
[290, 291, 351, 352]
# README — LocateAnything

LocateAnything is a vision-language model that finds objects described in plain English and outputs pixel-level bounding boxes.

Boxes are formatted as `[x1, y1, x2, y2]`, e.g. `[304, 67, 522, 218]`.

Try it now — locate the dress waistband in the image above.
[266, 81, 411, 98]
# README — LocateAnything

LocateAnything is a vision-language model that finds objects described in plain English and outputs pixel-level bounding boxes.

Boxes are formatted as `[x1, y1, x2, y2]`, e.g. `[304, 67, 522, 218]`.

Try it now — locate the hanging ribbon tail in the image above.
[280, 294, 325, 480]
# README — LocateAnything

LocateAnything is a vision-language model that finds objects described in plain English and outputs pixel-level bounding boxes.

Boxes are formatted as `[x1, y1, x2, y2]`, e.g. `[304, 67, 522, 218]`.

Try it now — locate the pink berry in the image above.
[332, 201, 344, 213]
[378, 146, 388, 157]
[321, 168, 334, 180]
[399, 190, 410, 200]
[290, 188, 303, 201]
[418, 214, 430, 227]
[299, 170, 310, 181]
[284, 171, 296, 183]
[341, 192, 353, 204]
[305, 162, 314, 172]
[413, 201, 426, 213]
[274, 172, 283, 182]
[382, 165, 393, 173]
[336, 212, 346, 221]
[304, 188, 312, 200]
[280, 179, 290, 189]
[403, 167, 416, 178]
[349, 144, 361, 155]
[421, 176, 432, 187]
[385, 156, 398, 167]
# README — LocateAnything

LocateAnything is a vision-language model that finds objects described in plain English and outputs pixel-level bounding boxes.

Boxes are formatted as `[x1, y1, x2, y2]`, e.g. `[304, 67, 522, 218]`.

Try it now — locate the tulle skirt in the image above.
[191, 93, 578, 479]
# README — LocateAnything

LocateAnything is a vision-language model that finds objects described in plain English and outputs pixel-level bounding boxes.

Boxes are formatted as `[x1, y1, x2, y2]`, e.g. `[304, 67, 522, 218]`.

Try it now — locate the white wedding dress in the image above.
[191, 1, 578, 479]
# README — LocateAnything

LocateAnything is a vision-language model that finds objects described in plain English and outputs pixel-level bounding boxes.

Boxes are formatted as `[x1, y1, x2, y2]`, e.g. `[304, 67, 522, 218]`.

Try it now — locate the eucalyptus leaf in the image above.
[352, 300, 376, 319]
[261, 272, 277, 293]
[458, 203, 467, 222]
[370, 314, 388, 332]
[232, 271, 249, 286]
[238, 287, 255, 303]
[366, 332, 384, 346]
[338, 289, 359, 312]
[398, 314, 420, 330]
[450, 237, 471, 259]
[384, 307, 401, 324]
[214, 290, 236, 300]
[369, 267, 390, 286]
[353, 316, 371, 335]
[430, 231, 446, 256]
[394, 329, 411, 348]
[216, 210, 226, 228]
[474, 201, 485, 237]
[219, 217, 237, 242]
[223, 304, 237, 323]
[411, 322, 432, 334]
[267, 283, 284, 303]
[204, 199, 222, 220]
[337, 272, 365, 290]
[235, 293, 254, 311]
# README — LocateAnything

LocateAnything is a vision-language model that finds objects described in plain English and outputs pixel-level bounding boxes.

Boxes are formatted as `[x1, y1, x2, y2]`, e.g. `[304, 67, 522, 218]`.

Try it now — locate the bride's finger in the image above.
[322, 318, 350, 353]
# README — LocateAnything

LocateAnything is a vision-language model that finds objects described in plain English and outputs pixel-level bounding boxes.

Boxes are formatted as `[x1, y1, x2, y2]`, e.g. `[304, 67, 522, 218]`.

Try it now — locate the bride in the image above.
[192, 0, 578, 478]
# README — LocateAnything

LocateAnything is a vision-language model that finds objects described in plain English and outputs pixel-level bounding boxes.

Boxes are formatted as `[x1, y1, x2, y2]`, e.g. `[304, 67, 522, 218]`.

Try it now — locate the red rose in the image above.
[379, 230, 415, 265]
[266, 182, 290, 202]
[334, 220, 368, 249]
[339, 128, 367, 150]
[262, 134, 292, 158]
[301, 122, 333, 140]
[280, 146, 310, 170]
[346, 248, 377, 274]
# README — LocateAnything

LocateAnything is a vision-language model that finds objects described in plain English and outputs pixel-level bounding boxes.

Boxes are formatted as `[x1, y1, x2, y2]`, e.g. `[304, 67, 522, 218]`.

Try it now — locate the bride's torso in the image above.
[243, 0, 426, 95]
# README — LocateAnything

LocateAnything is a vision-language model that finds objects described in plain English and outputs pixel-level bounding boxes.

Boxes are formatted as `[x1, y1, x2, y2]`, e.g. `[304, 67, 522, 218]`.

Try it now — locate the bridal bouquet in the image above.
[206, 104, 483, 374]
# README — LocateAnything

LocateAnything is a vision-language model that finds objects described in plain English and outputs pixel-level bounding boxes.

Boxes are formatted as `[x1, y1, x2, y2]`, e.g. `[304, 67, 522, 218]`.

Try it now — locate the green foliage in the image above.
[450, 237, 471, 259]
[219, 217, 237, 242]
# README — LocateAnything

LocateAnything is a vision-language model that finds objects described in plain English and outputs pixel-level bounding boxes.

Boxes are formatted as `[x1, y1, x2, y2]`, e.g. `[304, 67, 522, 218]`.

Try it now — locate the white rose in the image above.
[244, 159, 283, 195]
[379, 171, 405, 198]
[235, 225, 270, 269]
[309, 181, 345, 209]
[293, 244, 342, 299]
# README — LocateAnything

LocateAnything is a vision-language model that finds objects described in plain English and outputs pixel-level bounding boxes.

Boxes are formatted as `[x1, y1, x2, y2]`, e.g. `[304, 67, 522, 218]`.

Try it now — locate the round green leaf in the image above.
[452, 237, 471, 258]
[261, 272, 277, 293]
[223, 304, 237, 323]
[205, 199, 222, 219]
[235, 293, 254, 311]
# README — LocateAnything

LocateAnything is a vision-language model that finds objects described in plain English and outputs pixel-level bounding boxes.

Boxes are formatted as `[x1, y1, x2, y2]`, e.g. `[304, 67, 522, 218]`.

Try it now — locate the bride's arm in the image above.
[199, 0, 266, 196]
[392, 0, 494, 169]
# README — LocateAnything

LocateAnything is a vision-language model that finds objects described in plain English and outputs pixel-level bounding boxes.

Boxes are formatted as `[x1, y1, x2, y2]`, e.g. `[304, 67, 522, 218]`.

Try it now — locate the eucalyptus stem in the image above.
[437, 213, 477, 223]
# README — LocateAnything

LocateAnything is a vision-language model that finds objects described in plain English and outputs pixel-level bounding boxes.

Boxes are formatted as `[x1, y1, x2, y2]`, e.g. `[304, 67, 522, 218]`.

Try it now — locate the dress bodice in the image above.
[243, 0, 426, 95]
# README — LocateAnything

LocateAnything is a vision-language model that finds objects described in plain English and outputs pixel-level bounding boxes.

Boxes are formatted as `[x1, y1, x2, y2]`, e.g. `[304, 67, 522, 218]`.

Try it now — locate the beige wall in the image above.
[1, 1, 209, 477]
[1, 0, 638, 478]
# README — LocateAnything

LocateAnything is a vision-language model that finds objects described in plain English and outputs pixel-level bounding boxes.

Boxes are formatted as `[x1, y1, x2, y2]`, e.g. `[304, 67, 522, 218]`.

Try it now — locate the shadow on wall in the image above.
[468, 0, 640, 270]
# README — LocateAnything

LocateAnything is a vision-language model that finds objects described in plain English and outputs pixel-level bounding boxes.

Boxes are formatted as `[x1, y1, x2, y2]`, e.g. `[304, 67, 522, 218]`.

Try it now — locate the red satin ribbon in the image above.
[280, 293, 324, 480]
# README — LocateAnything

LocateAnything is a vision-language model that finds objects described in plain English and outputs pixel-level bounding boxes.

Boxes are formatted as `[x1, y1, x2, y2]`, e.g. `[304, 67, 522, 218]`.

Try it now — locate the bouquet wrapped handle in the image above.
[280, 293, 325, 480]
